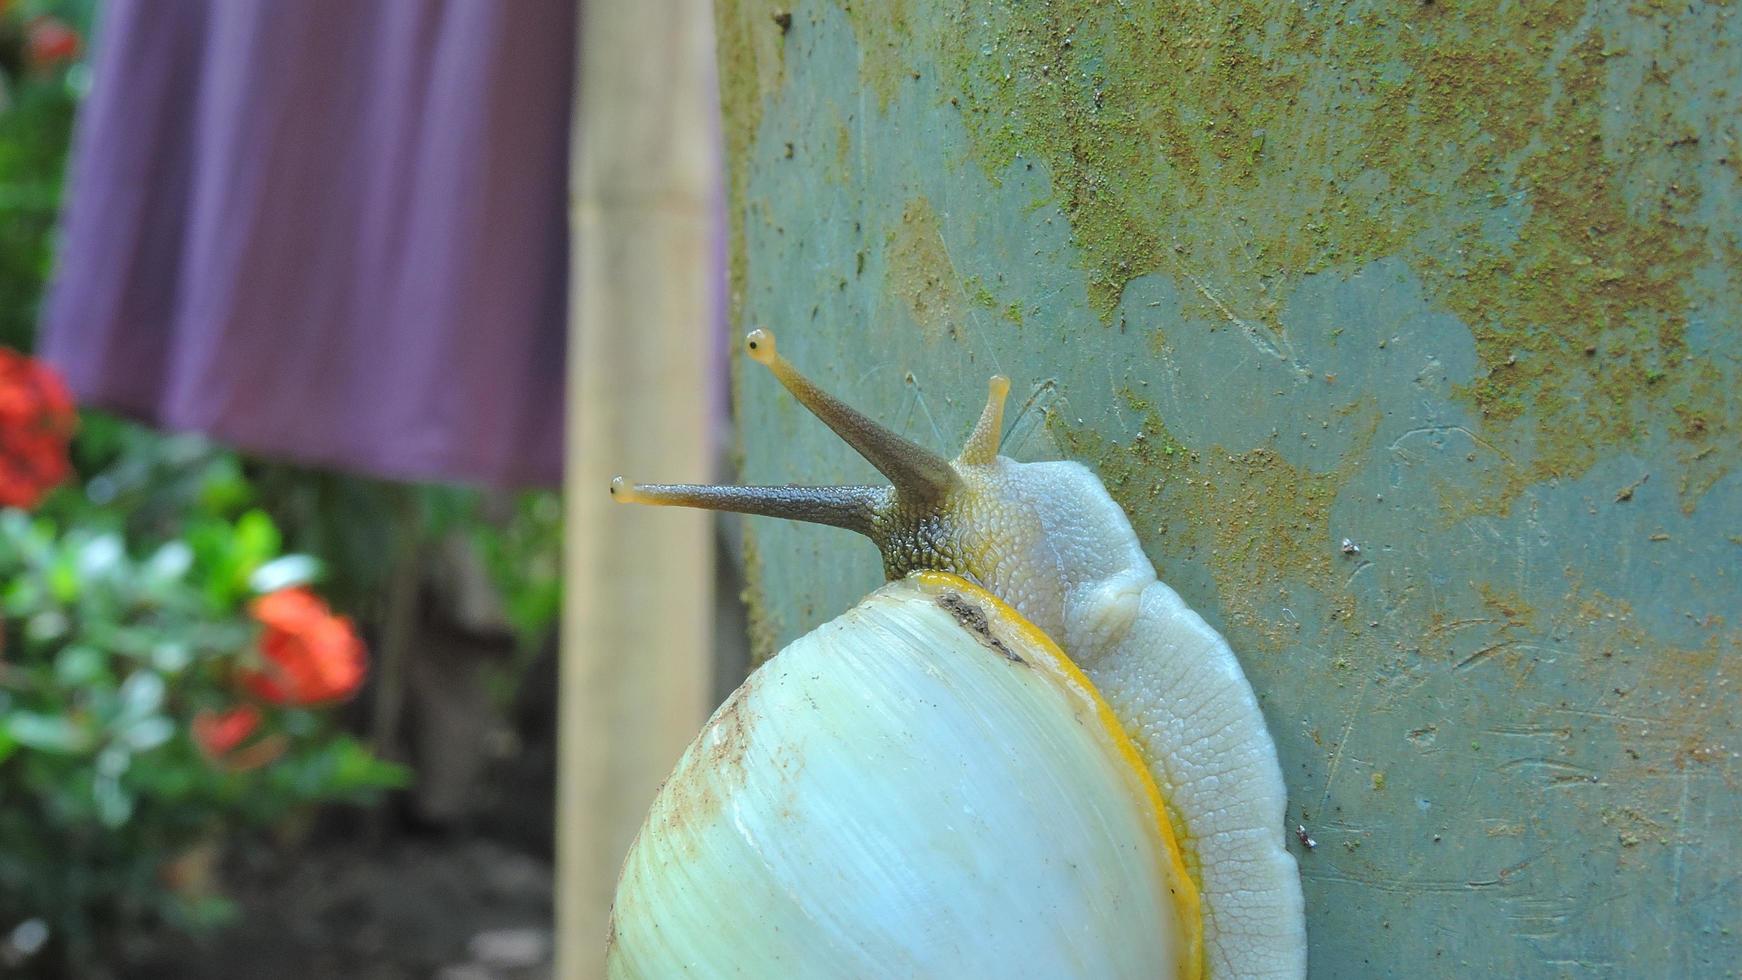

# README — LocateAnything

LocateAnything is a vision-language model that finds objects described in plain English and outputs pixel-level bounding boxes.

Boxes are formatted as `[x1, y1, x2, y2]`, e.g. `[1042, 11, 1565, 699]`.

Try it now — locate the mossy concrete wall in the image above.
[715, 1, 1740, 974]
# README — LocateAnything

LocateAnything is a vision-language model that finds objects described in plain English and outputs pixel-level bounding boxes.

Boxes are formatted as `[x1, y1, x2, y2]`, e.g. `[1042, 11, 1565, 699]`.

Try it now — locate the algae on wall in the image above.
[716, 1, 1740, 975]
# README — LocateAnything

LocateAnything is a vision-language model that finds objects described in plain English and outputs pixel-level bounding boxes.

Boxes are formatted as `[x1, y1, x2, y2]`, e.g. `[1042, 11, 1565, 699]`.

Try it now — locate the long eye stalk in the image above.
[610, 478, 889, 536]
[744, 329, 958, 500]
[612, 330, 1009, 542]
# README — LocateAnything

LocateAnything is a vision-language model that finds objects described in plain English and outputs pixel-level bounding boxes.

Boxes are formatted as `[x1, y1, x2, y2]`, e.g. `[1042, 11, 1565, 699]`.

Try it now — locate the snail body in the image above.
[610, 331, 1305, 978]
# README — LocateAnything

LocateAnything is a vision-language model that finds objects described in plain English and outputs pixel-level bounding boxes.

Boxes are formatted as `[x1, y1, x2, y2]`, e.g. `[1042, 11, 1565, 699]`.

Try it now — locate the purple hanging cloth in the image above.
[39, 0, 574, 488]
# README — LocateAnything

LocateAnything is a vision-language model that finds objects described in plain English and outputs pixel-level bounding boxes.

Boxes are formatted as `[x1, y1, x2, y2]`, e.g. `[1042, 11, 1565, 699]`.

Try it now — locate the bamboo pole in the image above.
[557, 2, 718, 977]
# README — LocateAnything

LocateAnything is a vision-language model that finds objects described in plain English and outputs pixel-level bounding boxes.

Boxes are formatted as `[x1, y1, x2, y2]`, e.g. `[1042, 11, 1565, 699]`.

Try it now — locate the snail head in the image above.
[611, 329, 1019, 584]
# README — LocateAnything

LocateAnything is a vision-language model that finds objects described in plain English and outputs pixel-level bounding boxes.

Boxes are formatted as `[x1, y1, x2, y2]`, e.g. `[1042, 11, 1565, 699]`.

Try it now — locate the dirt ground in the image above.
[125, 833, 553, 980]
[120, 618, 563, 980]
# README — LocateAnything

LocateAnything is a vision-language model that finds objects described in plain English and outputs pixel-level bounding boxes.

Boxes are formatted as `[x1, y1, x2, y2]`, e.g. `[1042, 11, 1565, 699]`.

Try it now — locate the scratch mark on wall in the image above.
[1496, 757, 1600, 788]
[1317, 671, 1372, 813]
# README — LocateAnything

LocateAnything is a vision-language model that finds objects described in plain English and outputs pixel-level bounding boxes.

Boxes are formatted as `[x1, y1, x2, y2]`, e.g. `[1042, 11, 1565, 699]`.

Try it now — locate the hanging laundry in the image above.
[39, 0, 575, 487]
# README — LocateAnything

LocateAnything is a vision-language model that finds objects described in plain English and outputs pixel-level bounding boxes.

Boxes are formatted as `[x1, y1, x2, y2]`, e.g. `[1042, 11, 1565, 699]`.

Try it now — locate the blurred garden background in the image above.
[1, 3, 575, 976]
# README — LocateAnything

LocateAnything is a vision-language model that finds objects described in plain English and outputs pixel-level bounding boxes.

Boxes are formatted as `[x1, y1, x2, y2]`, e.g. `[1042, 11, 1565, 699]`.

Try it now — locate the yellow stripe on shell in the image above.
[911, 570, 1205, 980]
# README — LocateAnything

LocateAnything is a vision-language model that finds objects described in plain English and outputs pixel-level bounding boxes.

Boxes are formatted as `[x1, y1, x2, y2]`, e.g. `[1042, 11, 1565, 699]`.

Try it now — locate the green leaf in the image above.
[25, 609, 69, 642]
[196, 455, 254, 516]
[149, 640, 192, 674]
[76, 533, 126, 582]
[53, 645, 108, 686]
[116, 671, 166, 719]
[48, 552, 78, 603]
[142, 540, 194, 583]
[3, 575, 47, 616]
[231, 510, 282, 572]
[167, 894, 240, 932]
[284, 735, 412, 799]
[92, 773, 133, 828]
[120, 716, 174, 752]
[330, 737, 412, 794]
[95, 745, 130, 778]
[248, 554, 321, 594]
[0, 508, 31, 544]
[6, 712, 92, 754]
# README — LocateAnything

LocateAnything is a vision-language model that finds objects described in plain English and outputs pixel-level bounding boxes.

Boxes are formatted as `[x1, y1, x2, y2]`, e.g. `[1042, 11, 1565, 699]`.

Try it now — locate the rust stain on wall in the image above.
[884, 196, 966, 345]
[914, 0, 1738, 513]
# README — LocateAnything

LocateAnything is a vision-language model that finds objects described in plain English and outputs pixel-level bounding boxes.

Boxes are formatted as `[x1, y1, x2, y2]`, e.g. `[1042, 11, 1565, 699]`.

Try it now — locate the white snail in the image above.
[608, 330, 1305, 978]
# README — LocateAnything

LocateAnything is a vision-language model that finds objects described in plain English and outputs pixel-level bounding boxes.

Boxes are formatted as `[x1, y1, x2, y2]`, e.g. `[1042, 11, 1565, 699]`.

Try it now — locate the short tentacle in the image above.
[611, 477, 889, 537]
[745, 329, 958, 501]
[957, 375, 1011, 466]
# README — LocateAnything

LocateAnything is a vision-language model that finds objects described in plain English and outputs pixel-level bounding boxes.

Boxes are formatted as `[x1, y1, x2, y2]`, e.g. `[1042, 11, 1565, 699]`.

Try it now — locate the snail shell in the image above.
[611, 330, 1305, 978]
[608, 572, 1200, 977]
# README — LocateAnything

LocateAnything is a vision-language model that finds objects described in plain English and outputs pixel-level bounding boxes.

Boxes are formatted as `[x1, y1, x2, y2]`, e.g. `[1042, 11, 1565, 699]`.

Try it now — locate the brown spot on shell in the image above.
[938, 591, 1026, 664]
[656, 676, 760, 848]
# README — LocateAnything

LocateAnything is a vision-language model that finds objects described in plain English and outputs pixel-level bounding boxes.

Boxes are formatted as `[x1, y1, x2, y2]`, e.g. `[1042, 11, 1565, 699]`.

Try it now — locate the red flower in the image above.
[240, 588, 367, 705]
[0, 349, 76, 510]
[191, 705, 261, 758]
[24, 16, 80, 70]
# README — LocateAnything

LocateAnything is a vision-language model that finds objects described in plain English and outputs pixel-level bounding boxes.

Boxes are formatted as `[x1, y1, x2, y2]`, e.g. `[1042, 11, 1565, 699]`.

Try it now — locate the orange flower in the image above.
[0, 349, 76, 510]
[191, 704, 262, 758]
[240, 588, 367, 705]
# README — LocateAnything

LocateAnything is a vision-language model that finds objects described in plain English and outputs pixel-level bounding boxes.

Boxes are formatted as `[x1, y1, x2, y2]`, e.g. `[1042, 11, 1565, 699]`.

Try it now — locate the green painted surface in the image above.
[715, 1, 1740, 975]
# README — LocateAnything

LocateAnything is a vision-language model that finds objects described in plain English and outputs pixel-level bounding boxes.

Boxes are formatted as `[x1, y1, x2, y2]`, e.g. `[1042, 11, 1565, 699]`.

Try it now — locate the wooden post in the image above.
[557, 2, 718, 977]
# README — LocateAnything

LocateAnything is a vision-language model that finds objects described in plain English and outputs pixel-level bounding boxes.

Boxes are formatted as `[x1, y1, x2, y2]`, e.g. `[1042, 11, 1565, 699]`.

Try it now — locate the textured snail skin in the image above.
[941, 459, 1307, 979]
[614, 331, 1306, 978]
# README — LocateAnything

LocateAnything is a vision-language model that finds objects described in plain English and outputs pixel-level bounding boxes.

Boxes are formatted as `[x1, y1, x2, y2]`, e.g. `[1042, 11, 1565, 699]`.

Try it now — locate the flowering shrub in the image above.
[0, 361, 405, 969]
[0, 504, 407, 969]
